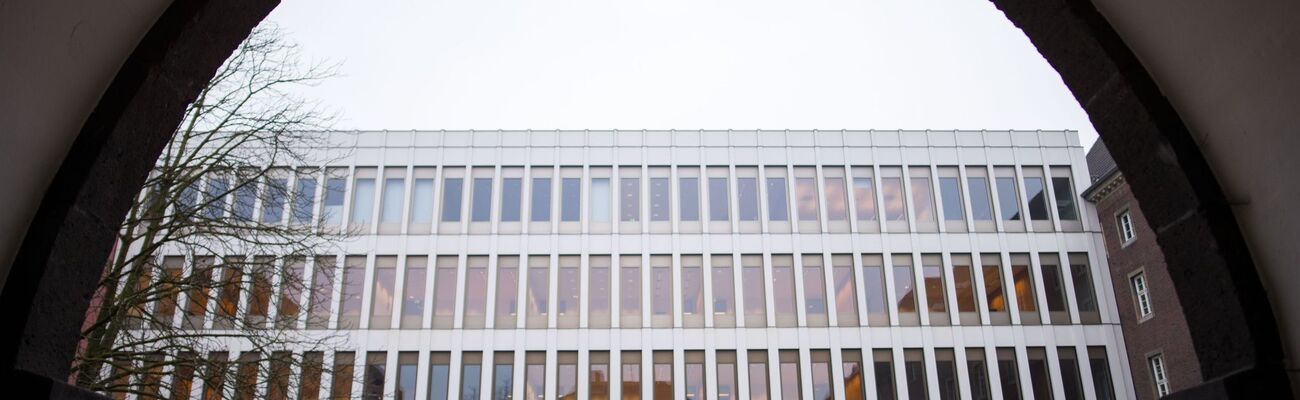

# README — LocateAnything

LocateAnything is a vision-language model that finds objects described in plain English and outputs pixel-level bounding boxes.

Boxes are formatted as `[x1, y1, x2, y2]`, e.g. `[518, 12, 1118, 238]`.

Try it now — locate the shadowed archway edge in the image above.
[0, 0, 279, 396]
[988, 0, 1289, 397]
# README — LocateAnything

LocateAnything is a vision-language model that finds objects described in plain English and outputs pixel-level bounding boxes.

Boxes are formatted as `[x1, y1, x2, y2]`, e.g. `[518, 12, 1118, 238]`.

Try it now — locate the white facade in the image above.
[153, 129, 1134, 399]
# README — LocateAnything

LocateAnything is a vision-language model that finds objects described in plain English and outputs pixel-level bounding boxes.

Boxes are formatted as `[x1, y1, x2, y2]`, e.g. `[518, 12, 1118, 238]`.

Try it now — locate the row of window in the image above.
[108, 346, 1118, 400]
[178, 164, 1084, 235]
[140, 252, 1103, 331]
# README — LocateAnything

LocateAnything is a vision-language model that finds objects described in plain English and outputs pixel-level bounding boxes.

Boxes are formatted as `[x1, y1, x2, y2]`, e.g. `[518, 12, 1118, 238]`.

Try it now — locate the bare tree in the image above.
[73, 24, 353, 399]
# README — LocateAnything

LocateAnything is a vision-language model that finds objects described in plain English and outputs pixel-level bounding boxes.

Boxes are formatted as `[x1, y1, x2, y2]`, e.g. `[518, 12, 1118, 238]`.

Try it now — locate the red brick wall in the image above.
[1095, 179, 1202, 399]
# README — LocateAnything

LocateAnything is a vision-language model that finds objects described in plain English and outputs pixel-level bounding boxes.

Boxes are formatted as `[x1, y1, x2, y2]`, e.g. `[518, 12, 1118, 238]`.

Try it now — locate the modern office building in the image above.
[144, 129, 1134, 399]
[1084, 143, 1199, 399]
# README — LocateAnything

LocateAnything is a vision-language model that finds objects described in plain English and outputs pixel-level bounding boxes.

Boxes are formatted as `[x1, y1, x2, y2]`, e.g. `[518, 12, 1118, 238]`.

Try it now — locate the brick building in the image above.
[1084, 143, 1201, 399]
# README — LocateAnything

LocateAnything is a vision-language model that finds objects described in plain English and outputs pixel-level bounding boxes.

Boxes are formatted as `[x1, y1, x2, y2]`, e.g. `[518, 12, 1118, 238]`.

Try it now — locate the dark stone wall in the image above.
[1095, 180, 1202, 399]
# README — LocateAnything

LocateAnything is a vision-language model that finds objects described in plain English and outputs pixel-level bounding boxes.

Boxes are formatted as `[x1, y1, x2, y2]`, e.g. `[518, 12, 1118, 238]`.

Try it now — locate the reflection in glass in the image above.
[968, 177, 994, 221]
[351, 178, 376, 226]
[796, 177, 819, 221]
[495, 260, 519, 328]
[623, 361, 642, 400]
[772, 260, 797, 327]
[558, 362, 578, 399]
[381, 177, 405, 224]
[779, 361, 800, 400]
[853, 178, 877, 221]
[494, 364, 513, 400]
[653, 363, 672, 400]
[743, 264, 767, 327]
[882, 177, 907, 221]
[709, 177, 729, 221]
[531, 177, 551, 222]
[622, 261, 642, 327]
[834, 264, 859, 326]
[685, 363, 705, 400]
[680, 177, 699, 221]
[461, 364, 481, 400]
[681, 264, 703, 318]
[293, 176, 318, 224]
[825, 177, 849, 221]
[621, 177, 640, 222]
[767, 177, 789, 221]
[527, 265, 549, 327]
[501, 178, 522, 222]
[441, 178, 462, 222]
[911, 177, 935, 222]
[322, 176, 346, 226]
[748, 362, 770, 400]
[525, 363, 545, 400]
[464, 260, 488, 328]
[1053, 177, 1079, 221]
[940, 177, 964, 221]
[812, 360, 832, 400]
[1024, 177, 1049, 221]
[650, 178, 670, 221]
[429, 362, 450, 400]
[561, 178, 581, 222]
[433, 262, 457, 327]
[408, 178, 433, 224]
[591, 178, 611, 222]
[652, 265, 673, 321]
[996, 177, 1021, 221]
[738, 177, 760, 221]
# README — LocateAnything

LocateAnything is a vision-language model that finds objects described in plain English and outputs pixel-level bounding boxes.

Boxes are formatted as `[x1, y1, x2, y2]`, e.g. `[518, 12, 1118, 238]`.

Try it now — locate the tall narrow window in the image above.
[337, 256, 366, 329]
[827, 255, 858, 327]
[779, 351, 801, 400]
[997, 348, 1023, 400]
[967, 348, 993, 400]
[708, 171, 730, 222]
[531, 172, 552, 222]
[711, 255, 736, 327]
[495, 256, 520, 328]
[967, 167, 995, 232]
[561, 176, 582, 222]
[904, 349, 928, 400]
[1089, 347, 1117, 400]
[1059, 347, 1086, 400]
[233, 352, 260, 400]
[590, 255, 612, 328]
[811, 350, 833, 400]
[952, 254, 980, 325]
[766, 171, 790, 223]
[772, 255, 798, 327]
[184, 257, 215, 329]
[748, 351, 771, 400]
[982, 254, 1010, 325]
[397, 352, 419, 400]
[590, 352, 610, 400]
[1131, 271, 1152, 319]
[825, 169, 850, 223]
[401, 256, 427, 329]
[1040, 253, 1070, 324]
[591, 175, 612, 223]
[1027, 348, 1054, 399]
[408, 168, 435, 234]
[939, 172, 965, 222]
[653, 352, 674, 400]
[260, 173, 287, 223]
[620, 171, 641, 222]
[464, 256, 489, 328]
[212, 258, 239, 328]
[623, 351, 642, 400]
[862, 255, 889, 325]
[842, 350, 866, 400]
[299, 352, 323, 400]
[1051, 167, 1081, 230]
[369, 256, 397, 329]
[909, 167, 938, 231]
[350, 168, 377, 232]
[500, 171, 522, 223]
[795, 167, 821, 233]
[361, 352, 386, 400]
[995, 167, 1023, 230]
[1117, 211, 1135, 244]
[852, 167, 879, 232]
[651, 255, 673, 328]
[936, 349, 960, 400]
[1012, 254, 1040, 324]
[441, 172, 464, 223]
[330, 352, 355, 400]
[203, 174, 230, 220]
[245, 257, 275, 328]
[873, 350, 897, 400]
[716, 351, 738, 400]
[462, 352, 483, 400]
[923, 254, 949, 325]
[1070, 254, 1101, 324]
[737, 170, 760, 221]
[158, 257, 185, 328]
[527, 256, 550, 329]
[893, 254, 919, 326]
[1024, 170, 1050, 222]
[558, 352, 579, 399]
[679, 169, 701, 223]
[430, 352, 451, 400]
[292, 169, 318, 225]
[557, 255, 581, 328]
[306, 256, 335, 329]
[432, 256, 458, 329]
[470, 170, 493, 222]
[881, 168, 908, 230]
[742, 255, 767, 328]
[650, 171, 671, 221]
[803, 254, 829, 327]
[685, 352, 706, 400]
[378, 168, 406, 233]
[680, 255, 705, 328]
[621, 255, 642, 328]
[321, 168, 347, 228]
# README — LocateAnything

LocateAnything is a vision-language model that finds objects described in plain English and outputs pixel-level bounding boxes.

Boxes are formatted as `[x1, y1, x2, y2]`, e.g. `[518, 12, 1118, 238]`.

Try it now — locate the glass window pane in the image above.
[654, 362, 673, 400]
[711, 259, 735, 321]
[465, 258, 489, 328]
[895, 265, 917, 317]
[495, 259, 519, 328]
[652, 265, 672, 319]
[590, 357, 610, 400]
[772, 257, 797, 327]
[853, 178, 877, 221]
[681, 263, 703, 318]
[338, 257, 365, 329]
[1025, 177, 1049, 220]
[940, 177, 964, 221]
[590, 261, 611, 328]
[968, 177, 993, 221]
[983, 262, 1007, 313]
[825, 177, 849, 221]
[743, 262, 767, 327]
[748, 359, 770, 400]
[1059, 348, 1085, 400]
[369, 260, 396, 329]
[557, 262, 580, 327]
[685, 363, 705, 400]
[381, 177, 405, 223]
[441, 178, 463, 222]
[709, 177, 729, 221]
[401, 258, 426, 329]
[1013, 263, 1038, 314]
[501, 178, 522, 222]
[561, 178, 581, 221]
[967, 350, 992, 400]
[680, 177, 699, 221]
[525, 360, 545, 400]
[531, 177, 552, 222]
[292, 176, 317, 224]
[804, 258, 828, 325]
[622, 261, 642, 326]
[591, 178, 611, 222]
[796, 177, 819, 221]
[322, 176, 346, 226]
[204, 176, 229, 219]
[1052, 177, 1079, 221]
[738, 177, 760, 221]
[409, 179, 434, 224]
[461, 364, 481, 400]
[924, 263, 948, 313]
[232, 179, 256, 221]
[936, 350, 959, 400]
[812, 360, 832, 400]
[558, 361, 578, 399]
[834, 264, 859, 326]
[954, 263, 978, 313]
[621, 177, 640, 222]
[905, 351, 927, 400]
[911, 177, 935, 222]
[998, 349, 1022, 400]
[396, 354, 418, 400]
[527, 263, 549, 327]
[1071, 259, 1100, 316]
[351, 178, 376, 226]
[1088, 348, 1116, 400]
[494, 363, 513, 400]
[650, 177, 670, 221]
[718, 361, 737, 400]
[623, 357, 642, 400]
[261, 179, 287, 223]
[1028, 349, 1053, 399]
[882, 177, 907, 221]
[996, 177, 1021, 221]
[780, 361, 800, 400]
[843, 358, 865, 400]
[330, 352, 354, 400]
[874, 351, 896, 400]
[863, 263, 888, 322]
[429, 359, 450, 400]
[362, 352, 386, 399]
[767, 177, 789, 221]
[471, 178, 492, 222]
[433, 260, 458, 327]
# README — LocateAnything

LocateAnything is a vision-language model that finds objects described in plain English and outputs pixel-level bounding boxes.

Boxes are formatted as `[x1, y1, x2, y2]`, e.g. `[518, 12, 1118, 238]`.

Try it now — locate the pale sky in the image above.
[267, 0, 1099, 149]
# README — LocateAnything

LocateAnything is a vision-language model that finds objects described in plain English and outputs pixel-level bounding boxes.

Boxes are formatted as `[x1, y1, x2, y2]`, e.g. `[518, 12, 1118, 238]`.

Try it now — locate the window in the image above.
[591, 176, 612, 222]
[923, 254, 949, 325]
[500, 173, 522, 222]
[491, 353, 512, 400]
[558, 352, 579, 399]
[685, 352, 706, 400]
[852, 167, 879, 231]
[1118, 211, 1136, 244]
[936, 349, 960, 400]
[708, 169, 730, 223]
[298, 352, 323, 400]
[590, 352, 610, 400]
[350, 168, 377, 231]
[651, 255, 673, 328]
[525, 352, 545, 399]
[1011, 254, 1041, 324]
[893, 254, 919, 326]
[881, 169, 908, 226]
[401, 256, 427, 329]
[441, 173, 464, 223]
[825, 171, 850, 222]
[292, 169, 318, 225]
[321, 169, 347, 227]
[233, 352, 260, 400]
[183, 257, 214, 329]
[952, 254, 979, 325]
[995, 168, 1023, 226]
[650, 173, 671, 221]
[862, 255, 889, 325]
[622, 351, 642, 400]
[330, 352, 355, 400]
[904, 349, 928, 400]
[527, 256, 550, 329]
[464, 256, 489, 328]
[737, 170, 760, 221]
[767, 172, 790, 222]
[362, 352, 386, 400]
[557, 256, 581, 328]
[842, 350, 866, 400]
[811, 350, 833, 400]
[471, 172, 493, 222]
[873, 350, 896, 400]
[369, 256, 397, 329]
[680, 255, 704, 327]
[748, 351, 771, 400]
[1040, 253, 1070, 324]
[1051, 167, 1081, 229]
[796, 175, 820, 222]
[833, 255, 858, 326]
[772, 255, 798, 327]
[779, 351, 801, 400]
[337, 256, 365, 329]
[1027, 347, 1053, 400]
[1070, 254, 1101, 324]
[803, 254, 829, 326]
[654, 352, 674, 400]
[997, 348, 1023, 400]
[430, 352, 451, 400]
[620, 172, 640, 222]
[379, 168, 406, 231]
[561, 176, 582, 222]
[966, 348, 993, 400]
[679, 169, 701, 223]
[967, 167, 995, 226]
[1131, 271, 1153, 319]
[397, 352, 419, 400]
[939, 174, 964, 222]
[711, 255, 736, 327]
[531, 173, 552, 222]
[461, 352, 483, 400]
[1089, 347, 1117, 400]
[1024, 174, 1050, 221]
[1059, 347, 1086, 400]
[621, 255, 642, 328]
[158, 257, 184, 327]
[307, 256, 335, 329]
[432, 256, 458, 329]
[408, 168, 435, 233]
[590, 256, 612, 328]
[203, 174, 229, 220]
[909, 167, 937, 231]
[717, 351, 738, 400]
[982, 254, 1010, 325]
[495, 256, 520, 328]
[260, 174, 287, 223]
[742, 255, 767, 328]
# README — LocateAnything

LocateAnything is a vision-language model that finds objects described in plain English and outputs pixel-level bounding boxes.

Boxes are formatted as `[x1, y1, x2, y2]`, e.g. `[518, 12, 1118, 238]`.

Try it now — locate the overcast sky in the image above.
[267, 0, 1099, 148]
